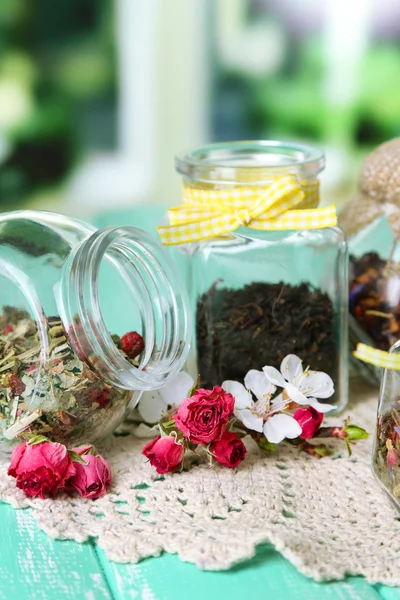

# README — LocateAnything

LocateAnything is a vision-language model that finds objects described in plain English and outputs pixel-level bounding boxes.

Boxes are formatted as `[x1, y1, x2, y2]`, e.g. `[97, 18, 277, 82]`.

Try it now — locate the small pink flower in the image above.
[174, 386, 234, 444]
[210, 431, 247, 468]
[67, 446, 111, 499]
[387, 447, 400, 466]
[142, 435, 184, 474]
[293, 406, 324, 439]
[8, 441, 76, 499]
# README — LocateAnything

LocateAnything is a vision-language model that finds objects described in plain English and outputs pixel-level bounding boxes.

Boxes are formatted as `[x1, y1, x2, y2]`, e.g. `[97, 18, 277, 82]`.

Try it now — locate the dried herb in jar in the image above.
[196, 280, 338, 388]
[349, 252, 400, 350]
[0, 307, 144, 448]
[374, 408, 400, 503]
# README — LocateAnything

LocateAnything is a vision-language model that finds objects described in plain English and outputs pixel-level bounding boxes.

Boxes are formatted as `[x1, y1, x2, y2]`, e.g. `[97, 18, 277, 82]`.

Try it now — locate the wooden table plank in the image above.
[0, 503, 113, 600]
[374, 586, 400, 599]
[95, 544, 382, 600]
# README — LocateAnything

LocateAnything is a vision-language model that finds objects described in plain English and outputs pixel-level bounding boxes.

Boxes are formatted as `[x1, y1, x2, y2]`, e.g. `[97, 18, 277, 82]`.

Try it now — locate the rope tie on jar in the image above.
[157, 175, 337, 246]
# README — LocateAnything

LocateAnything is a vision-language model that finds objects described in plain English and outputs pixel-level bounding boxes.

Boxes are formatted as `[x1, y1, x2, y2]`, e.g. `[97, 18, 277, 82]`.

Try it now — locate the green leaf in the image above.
[188, 375, 200, 397]
[258, 437, 277, 453]
[68, 450, 87, 465]
[315, 445, 333, 457]
[26, 435, 50, 446]
[159, 419, 178, 436]
[344, 424, 369, 441]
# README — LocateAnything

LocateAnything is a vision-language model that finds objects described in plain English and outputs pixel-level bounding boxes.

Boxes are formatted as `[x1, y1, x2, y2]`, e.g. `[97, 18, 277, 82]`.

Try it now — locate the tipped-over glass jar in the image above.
[373, 345, 400, 509]
[0, 210, 190, 451]
[172, 141, 348, 411]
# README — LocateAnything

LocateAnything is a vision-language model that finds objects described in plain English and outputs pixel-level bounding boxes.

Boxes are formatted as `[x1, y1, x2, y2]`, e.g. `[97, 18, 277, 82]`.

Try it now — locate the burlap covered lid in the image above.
[339, 137, 400, 238]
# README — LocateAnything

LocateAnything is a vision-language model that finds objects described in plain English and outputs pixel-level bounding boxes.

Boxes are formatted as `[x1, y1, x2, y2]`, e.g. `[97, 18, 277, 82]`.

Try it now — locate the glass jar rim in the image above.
[58, 226, 191, 391]
[175, 140, 325, 184]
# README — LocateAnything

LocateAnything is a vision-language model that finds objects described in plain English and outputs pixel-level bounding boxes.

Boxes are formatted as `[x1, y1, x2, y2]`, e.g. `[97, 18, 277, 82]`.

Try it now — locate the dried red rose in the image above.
[210, 431, 247, 468]
[8, 441, 76, 499]
[67, 445, 111, 499]
[142, 435, 184, 474]
[120, 331, 145, 359]
[174, 386, 234, 444]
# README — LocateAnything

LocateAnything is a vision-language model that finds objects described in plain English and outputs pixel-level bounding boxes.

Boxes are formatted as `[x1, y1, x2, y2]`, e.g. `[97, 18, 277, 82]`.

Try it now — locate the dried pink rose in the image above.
[8, 441, 76, 499]
[67, 445, 111, 499]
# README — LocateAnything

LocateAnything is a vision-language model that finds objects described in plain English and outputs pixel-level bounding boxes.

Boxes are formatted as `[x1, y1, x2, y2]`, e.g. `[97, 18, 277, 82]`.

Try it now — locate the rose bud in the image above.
[293, 406, 324, 439]
[67, 446, 112, 499]
[210, 431, 247, 468]
[8, 441, 76, 499]
[142, 435, 184, 474]
[174, 386, 234, 444]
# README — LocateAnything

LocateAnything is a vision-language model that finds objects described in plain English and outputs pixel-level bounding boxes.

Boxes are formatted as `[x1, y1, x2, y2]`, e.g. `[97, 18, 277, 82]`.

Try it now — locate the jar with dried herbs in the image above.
[161, 141, 348, 411]
[0, 211, 191, 451]
[373, 347, 400, 509]
[340, 138, 400, 385]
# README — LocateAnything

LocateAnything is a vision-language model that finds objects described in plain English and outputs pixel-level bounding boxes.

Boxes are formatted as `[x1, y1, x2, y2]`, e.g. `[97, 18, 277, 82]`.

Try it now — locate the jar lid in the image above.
[175, 141, 325, 185]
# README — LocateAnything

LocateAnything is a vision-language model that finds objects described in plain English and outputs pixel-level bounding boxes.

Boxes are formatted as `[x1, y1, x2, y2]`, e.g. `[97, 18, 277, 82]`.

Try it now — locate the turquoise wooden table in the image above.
[1, 207, 398, 600]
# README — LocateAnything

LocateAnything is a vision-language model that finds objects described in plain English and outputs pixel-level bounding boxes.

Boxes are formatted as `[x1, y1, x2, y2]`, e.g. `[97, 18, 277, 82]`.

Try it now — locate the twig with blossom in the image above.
[139, 354, 368, 474]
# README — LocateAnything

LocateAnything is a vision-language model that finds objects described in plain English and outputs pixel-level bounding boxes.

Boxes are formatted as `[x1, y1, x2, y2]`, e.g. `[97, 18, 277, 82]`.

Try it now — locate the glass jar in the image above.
[341, 138, 400, 385]
[347, 215, 398, 385]
[0, 210, 190, 451]
[373, 345, 400, 509]
[174, 141, 348, 410]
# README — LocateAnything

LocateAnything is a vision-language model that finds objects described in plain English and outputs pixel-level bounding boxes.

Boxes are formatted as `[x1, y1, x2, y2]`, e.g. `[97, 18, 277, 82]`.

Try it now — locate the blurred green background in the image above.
[0, 0, 399, 216]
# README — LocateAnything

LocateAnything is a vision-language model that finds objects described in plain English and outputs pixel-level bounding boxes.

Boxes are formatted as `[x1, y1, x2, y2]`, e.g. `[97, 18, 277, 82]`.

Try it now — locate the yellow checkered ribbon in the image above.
[157, 175, 337, 246]
[354, 343, 400, 370]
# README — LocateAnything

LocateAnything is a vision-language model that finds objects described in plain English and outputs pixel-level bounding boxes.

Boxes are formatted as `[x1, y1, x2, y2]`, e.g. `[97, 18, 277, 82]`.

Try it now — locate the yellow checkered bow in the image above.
[354, 343, 400, 371]
[157, 175, 337, 246]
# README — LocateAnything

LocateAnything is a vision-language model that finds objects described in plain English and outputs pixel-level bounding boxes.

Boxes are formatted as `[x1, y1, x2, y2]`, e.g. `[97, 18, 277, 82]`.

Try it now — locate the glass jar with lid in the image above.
[340, 138, 400, 385]
[0, 210, 191, 451]
[167, 141, 348, 411]
[373, 344, 400, 508]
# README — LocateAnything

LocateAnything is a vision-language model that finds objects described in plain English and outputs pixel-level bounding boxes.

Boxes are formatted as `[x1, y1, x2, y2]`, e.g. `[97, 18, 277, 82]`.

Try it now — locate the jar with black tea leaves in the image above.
[159, 141, 348, 411]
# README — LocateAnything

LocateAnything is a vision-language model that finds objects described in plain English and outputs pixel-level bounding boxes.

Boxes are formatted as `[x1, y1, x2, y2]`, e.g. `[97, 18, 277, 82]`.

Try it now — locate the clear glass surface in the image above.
[349, 214, 400, 385]
[0, 210, 190, 450]
[373, 342, 400, 510]
[176, 141, 348, 411]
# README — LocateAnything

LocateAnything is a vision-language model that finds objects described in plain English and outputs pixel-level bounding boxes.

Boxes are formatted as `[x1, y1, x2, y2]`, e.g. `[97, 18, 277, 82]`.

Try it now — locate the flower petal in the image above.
[263, 366, 286, 388]
[158, 371, 194, 408]
[131, 423, 159, 438]
[280, 354, 303, 383]
[244, 369, 276, 401]
[307, 397, 335, 413]
[298, 370, 334, 399]
[263, 414, 302, 443]
[284, 382, 309, 405]
[138, 391, 167, 423]
[222, 380, 252, 409]
[235, 408, 263, 433]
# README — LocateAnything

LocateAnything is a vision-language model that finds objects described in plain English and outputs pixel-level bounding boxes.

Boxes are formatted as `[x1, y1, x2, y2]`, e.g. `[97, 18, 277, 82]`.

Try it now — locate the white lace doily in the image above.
[0, 380, 399, 586]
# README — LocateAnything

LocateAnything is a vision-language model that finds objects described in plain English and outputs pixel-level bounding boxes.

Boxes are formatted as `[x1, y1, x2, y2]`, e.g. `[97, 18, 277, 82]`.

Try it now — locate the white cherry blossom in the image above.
[263, 354, 335, 414]
[223, 370, 302, 444]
